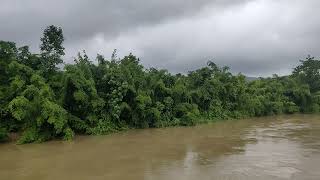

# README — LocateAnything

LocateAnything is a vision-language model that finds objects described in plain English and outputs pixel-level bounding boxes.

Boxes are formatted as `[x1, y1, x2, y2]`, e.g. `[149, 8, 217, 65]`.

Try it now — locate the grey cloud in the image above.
[0, 0, 248, 46]
[1, 0, 320, 76]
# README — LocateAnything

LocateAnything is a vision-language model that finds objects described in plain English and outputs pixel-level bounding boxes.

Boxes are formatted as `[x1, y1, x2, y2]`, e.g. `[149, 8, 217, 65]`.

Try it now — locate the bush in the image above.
[17, 127, 39, 144]
[0, 127, 8, 142]
[284, 102, 299, 114]
[174, 103, 200, 126]
[180, 112, 198, 126]
[63, 128, 74, 140]
[87, 118, 118, 135]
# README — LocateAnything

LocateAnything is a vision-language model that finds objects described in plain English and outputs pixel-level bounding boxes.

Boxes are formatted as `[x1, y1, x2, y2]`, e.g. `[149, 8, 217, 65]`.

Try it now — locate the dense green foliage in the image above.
[1, 26, 320, 143]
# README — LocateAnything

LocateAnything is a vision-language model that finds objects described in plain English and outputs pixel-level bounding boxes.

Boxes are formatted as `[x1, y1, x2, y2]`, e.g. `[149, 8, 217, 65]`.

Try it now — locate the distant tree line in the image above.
[1, 25, 319, 143]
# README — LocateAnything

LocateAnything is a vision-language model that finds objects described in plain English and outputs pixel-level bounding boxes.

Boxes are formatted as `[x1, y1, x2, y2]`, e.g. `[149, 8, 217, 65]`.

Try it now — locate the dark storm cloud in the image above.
[0, 0, 247, 44]
[1, 0, 320, 76]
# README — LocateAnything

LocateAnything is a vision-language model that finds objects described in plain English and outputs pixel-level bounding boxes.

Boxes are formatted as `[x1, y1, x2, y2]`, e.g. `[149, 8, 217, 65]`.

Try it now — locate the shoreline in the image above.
[2, 113, 317, 145]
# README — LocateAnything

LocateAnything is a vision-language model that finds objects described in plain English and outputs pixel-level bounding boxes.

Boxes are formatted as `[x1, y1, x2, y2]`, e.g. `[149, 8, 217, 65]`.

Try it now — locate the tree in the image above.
[293, 55, 320, 93]
[62, 53, 105, 134]
[7, 63, 72, 143]
[40, 25, 65, 72]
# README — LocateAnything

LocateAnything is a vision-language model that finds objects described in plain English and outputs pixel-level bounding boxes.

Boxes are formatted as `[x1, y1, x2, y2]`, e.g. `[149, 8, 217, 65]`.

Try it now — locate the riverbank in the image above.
[1, 113, 317, 144]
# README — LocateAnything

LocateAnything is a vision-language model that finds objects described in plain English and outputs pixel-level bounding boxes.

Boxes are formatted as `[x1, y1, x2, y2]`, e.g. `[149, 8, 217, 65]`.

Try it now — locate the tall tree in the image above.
[40, 25, 65, 72]
[293, 55, 320, 93]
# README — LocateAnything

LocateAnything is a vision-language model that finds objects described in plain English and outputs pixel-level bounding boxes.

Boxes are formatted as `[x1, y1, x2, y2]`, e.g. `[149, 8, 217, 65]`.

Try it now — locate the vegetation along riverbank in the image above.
[1, 25, 320, 144]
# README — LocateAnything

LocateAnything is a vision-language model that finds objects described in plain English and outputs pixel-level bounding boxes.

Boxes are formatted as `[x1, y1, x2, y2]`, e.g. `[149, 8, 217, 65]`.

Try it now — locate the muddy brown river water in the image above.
[1, 114, 320, 180]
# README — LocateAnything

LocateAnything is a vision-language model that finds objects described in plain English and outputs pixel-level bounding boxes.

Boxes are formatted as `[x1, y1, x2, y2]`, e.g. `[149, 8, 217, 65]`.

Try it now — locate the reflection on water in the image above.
[0, 114, 320, 180]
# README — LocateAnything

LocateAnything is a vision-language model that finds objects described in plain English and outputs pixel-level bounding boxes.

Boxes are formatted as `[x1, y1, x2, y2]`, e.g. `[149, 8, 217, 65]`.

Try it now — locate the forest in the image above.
[1, 25, 320, 144]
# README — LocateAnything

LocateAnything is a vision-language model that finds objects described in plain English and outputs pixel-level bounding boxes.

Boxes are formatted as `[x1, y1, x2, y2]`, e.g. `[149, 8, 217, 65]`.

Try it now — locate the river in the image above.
[0, 114, 320, 180]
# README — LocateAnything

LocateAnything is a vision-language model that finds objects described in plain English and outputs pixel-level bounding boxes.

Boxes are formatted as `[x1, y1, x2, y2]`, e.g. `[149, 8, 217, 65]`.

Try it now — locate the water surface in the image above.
[1, 114, 320, 180]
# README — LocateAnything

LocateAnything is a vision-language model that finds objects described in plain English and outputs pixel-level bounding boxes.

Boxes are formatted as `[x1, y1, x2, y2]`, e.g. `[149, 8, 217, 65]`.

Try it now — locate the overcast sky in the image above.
[1, 0, 319, 76]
